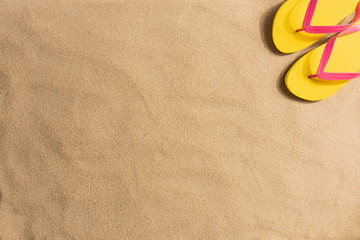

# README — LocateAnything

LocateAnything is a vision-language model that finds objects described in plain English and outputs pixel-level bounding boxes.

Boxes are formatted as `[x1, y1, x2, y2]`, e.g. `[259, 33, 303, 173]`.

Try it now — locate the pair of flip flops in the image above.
[273, 0, 360, 101]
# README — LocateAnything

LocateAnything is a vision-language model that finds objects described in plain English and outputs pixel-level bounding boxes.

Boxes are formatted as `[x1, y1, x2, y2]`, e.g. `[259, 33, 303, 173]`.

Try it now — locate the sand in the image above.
[1, 0, 360, 239]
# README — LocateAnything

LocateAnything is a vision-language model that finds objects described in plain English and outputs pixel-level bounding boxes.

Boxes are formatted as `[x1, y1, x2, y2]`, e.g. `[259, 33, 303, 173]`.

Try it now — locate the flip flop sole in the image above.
[273, 0, 360, 53]
[285, 30, 360, 101]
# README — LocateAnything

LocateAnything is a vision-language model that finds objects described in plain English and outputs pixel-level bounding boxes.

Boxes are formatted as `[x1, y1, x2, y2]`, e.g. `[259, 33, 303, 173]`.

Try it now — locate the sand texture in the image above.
[1, 0, 360, 239]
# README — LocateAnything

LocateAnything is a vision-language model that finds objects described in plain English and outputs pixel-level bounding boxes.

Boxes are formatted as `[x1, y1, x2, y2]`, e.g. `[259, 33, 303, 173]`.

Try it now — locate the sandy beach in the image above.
[1, 0, 360, 239]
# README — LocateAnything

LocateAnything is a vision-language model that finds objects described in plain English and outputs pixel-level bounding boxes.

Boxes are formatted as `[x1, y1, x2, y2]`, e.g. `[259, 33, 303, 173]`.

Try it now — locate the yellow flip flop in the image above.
[273, 0, 360, 53]
[285, 25, 360, 101]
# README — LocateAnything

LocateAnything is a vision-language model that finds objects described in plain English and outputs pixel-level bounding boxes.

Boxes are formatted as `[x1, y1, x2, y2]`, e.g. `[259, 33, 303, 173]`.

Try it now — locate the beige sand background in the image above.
[1, 0, 360, 239]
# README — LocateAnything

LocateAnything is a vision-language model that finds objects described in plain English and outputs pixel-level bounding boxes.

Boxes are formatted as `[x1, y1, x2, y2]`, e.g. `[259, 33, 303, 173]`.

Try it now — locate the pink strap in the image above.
[297, 0, 360, 34]
[309, 25, 360, 81]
